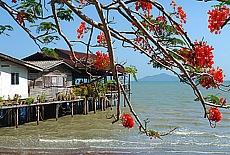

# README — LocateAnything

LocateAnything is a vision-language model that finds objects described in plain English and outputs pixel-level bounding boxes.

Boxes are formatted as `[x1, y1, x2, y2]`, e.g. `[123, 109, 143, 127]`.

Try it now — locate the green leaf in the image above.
[57, 8, 74, 21]
[42, 35, 60, 44]
[0, 25, 13, 36]
[36, 22, 57, 33]
[170, 38, 186, 46]
[42, 47, 58, 58]
[147, 129, 163, 140]
[125, 65, 138, 82]
[17, 0, 42, 17]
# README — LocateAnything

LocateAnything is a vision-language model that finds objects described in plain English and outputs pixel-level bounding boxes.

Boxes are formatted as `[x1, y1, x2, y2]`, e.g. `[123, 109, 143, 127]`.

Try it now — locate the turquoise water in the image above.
[0, 81, 230, 154]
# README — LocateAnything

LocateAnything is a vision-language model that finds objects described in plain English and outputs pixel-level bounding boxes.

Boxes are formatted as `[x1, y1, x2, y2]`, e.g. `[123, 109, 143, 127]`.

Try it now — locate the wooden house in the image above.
[23, 48, 130, 100]
[0, 52, 42, 100]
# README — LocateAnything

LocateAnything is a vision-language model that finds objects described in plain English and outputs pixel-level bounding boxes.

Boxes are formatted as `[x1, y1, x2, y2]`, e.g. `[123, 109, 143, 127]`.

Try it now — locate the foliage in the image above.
[0, 25, 13, 36]
[38, 91, 46, 103]
[42, 47, 58, 58]
[0, 96, 3, 102]
[26, 97, 35, 105]
[125, 65, 138, 82]
[56, 8, 73, 21]
[13, 94, 21, 101]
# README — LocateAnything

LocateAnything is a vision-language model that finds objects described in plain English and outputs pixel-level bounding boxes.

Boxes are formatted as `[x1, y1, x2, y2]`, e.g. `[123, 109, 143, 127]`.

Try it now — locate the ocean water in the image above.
[0, 81, 230, 154]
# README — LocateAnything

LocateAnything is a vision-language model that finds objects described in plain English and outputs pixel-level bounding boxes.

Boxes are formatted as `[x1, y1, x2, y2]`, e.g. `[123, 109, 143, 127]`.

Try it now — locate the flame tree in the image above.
[0, 0, 230, 139]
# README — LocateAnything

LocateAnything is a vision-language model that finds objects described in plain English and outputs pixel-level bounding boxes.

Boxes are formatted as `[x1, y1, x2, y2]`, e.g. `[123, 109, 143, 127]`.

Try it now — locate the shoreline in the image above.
[0, 148, 140, 155]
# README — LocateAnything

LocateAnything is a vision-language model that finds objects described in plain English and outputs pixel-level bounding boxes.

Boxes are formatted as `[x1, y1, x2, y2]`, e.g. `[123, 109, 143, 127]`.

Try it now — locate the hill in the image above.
[139, 73, 178, 82]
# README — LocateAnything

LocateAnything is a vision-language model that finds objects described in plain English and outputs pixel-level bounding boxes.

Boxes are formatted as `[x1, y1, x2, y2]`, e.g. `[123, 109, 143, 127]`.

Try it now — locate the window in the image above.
[11, 73, 19, 85]
[43, 76, 65, 87]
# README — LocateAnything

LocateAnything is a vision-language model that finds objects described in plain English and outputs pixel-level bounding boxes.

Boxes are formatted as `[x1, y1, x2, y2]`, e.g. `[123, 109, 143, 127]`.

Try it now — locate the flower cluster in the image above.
[76, 22, 88, 39]
[121, 113, 135, 129]
[179, 41, 214, 68]
[97, 32, 107, 46]
[207, 6, 230, 34]
[170, 0, 186, 24]
[199, 67, 224, 89]
[135, 0, 152, 15]
[208, 107, 222, 123]
[16, 10, 26, 24]
[219, 97, 227, 105]
[93, 51, 110, 70]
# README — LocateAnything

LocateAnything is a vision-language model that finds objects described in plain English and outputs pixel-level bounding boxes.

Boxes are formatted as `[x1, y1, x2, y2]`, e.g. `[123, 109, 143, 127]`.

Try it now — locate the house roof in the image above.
[22, 48, 126, 75]
[0, 52, 43, 71]
[54, 48, 126, 74]
[25, 60, 75, 71]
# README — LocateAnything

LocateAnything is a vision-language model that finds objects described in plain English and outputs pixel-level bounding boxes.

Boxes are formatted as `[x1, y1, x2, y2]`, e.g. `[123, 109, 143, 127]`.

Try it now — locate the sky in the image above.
[0, 0, 230, 80]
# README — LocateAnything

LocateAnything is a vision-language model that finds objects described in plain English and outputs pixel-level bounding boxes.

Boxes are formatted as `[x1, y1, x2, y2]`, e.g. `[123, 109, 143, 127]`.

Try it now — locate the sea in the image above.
[0, 81, 230, 154]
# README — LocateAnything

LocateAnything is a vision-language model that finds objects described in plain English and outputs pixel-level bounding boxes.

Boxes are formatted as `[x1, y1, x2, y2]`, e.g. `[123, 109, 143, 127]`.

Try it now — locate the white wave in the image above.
[73, 139, 115, 143]
[174, 131, 206, 136]
[39, 139, 74, 143]
[168, 150, 230, 154]
[214, 134, 230, 138]
[153, 141, 230, 147]
[39, 138, 117, 143]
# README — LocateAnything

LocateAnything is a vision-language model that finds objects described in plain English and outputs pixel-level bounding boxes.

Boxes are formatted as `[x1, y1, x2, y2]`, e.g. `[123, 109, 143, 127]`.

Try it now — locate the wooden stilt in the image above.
[114, 94, 117, 106]
[84, 98, 89, 115]
[93, 99, 96, 114]
[103, 97, 106, 111]
[7, 109, 12, 127]
[37, 105, 39, 125]
[41, 105, 44, 120]
[123, 75, 126, 107]
[26, 106, 30, 122]
[55, 104, 59, 121]
[16, 107, 19, 128]
[101, 97, 103, 111]
[71, 102, 74, 117]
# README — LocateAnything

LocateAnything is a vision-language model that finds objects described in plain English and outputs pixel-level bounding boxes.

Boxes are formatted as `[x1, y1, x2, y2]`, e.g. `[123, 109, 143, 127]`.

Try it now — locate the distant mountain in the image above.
[139, 73, 178, 82]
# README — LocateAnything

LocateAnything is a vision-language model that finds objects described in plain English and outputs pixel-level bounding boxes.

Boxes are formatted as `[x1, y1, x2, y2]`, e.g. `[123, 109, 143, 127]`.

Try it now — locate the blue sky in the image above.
[0, 1, 230, 80]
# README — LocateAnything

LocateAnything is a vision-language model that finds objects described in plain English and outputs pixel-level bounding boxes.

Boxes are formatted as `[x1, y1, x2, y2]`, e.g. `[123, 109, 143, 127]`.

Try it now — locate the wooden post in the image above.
[83, 98, 88, 115]
[100, 97, 103, 111]
[41, 105, 44, 121]
[103, 97, 106, 111]
[128, 74, 131, 101]
[123, 75, 126, 107]
[55, 103, 59, 121]
[7, 109, 12, 127]
[26, 106, 30, 122]
[93, 98, 96, 114]
[71, 102, 74, 117]
[37, 105, 39, 125]
[109, 95, 112, 109]
[16, 107, 19, 128]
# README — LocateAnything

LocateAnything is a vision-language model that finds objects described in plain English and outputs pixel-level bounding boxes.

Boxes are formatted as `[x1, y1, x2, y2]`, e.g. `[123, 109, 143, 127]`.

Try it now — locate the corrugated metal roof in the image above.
[25, 60, 74, 70]
[0, 52, 43, 71]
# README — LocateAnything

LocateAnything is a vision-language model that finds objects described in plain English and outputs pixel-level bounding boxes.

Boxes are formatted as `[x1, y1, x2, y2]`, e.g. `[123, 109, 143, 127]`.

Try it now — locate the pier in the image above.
[0, 93, 118, 128]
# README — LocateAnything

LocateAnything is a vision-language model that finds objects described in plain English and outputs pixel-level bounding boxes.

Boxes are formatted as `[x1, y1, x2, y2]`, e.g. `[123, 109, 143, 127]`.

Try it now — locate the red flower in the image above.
[207, 6, 230, 34]
[93, 51, 110, 70]
[97, 32, 106, 46]
[220, 97, 227, 105]
[76, 21, 88, 39]
[121, 113, 134, 129]
[135, 0, 152, 15]
[179, 41, 214, 69]
[12, 0, 17, 3]
[219, 98, 227, 105]
[199, 67, 224, 89]
[16, 10, 25, 24]
[208, 107, 222, 123]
